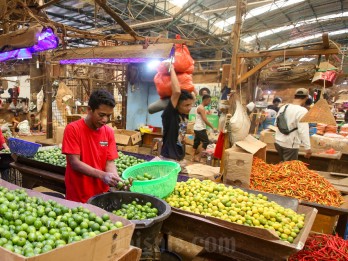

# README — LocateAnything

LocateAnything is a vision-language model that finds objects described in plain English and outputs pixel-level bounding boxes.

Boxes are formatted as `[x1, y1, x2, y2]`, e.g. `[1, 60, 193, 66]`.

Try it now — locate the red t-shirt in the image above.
[0, 132, 5, 149]
[62, 119, 118, 203]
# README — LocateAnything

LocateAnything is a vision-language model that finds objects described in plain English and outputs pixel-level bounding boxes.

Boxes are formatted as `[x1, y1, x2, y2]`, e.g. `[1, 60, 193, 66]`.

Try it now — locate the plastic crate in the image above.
[122, 161, 180, 198]
[8, 138, 42, 157]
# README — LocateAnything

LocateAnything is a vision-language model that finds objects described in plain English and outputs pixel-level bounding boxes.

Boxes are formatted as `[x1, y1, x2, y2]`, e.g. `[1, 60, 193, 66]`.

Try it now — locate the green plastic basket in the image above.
[122, 161, 181, 199]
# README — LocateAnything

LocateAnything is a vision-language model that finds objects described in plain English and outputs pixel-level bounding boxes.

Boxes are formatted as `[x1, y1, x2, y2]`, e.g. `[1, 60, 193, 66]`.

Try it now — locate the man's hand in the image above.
[102, 172, 121, 187]
[304, 149, 312, 159]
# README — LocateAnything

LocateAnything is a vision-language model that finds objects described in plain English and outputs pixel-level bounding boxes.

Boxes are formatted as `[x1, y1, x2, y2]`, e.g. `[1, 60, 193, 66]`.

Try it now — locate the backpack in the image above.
[276, 105, 298, 135]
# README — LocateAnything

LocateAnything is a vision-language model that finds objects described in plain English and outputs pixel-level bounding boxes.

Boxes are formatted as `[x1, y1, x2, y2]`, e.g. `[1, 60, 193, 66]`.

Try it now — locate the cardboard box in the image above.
[117, 145, 139, 153]
[224, 135, 266, 188]
[185, 144, 195, 156]
[187, 121, 194, 134]
[260, 129, 275, 144]
[0, 179, 135, 261]
[184, 134, 195, 146]
[115, 129, 141, 146]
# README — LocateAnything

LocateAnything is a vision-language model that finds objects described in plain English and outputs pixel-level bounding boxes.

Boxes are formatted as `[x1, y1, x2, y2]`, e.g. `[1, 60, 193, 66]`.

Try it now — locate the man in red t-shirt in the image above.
[0, 131, 9, 150]
[62, 90, 120, 203]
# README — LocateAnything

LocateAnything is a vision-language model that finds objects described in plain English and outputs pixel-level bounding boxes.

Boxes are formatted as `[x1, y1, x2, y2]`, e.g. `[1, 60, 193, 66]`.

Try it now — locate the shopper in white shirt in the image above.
[192, 95, 217, 162]
[275, 88, 312, 161]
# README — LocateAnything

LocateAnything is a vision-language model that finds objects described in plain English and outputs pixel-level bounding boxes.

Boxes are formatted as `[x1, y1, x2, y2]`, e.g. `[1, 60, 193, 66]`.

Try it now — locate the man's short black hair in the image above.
[273, 97, 281, 104]
[178, 90, 193, 103]
[202, 94, 211, 101]
[199, 87, 210, 96]
[88, 89, 116, 111]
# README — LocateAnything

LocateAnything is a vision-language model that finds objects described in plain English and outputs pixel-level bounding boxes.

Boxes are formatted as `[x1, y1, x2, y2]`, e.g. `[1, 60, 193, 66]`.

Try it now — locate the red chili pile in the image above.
[250, 158, 344, 207]
[289, 234, 348, 261]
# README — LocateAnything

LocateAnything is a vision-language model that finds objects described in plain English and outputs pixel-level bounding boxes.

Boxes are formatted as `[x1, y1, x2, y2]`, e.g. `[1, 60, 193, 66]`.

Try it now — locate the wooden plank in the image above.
[52, 44, 173, 61]
[332, 185, 348, 194]
[330, 172, 348, 178]
[236, 56, 275, 85]
[237, 48, 340, 58]
[326, 178, 348, 187]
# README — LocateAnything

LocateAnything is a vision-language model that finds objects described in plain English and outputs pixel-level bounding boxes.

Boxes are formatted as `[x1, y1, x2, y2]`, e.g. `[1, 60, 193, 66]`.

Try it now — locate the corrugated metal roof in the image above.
[1, 0, 347, 62]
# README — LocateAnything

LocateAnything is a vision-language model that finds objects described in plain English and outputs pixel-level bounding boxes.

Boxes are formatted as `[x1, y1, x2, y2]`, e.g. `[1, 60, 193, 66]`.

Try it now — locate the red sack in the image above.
[214, 131, 225, 159]
[173, 35, 194, 73]
[157, 35, 194, 74]
[154, 72, 194, 99]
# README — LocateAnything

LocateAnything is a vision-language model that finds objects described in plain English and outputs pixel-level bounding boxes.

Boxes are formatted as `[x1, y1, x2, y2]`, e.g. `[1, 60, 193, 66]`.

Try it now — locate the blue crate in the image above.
[8, 138, 42, 158]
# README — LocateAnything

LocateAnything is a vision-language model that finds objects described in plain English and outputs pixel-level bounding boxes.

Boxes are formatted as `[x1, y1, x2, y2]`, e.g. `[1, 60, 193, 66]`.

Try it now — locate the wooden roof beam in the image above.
[237, 48, 340, 58]
[37, 0, 62, 10]
[94, 0, 139, 40]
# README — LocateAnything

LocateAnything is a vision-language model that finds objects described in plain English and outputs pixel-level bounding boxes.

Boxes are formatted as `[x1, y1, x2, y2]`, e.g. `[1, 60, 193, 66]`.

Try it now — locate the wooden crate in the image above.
[311, 214, 338, 234]
[66, 115, 82, 124]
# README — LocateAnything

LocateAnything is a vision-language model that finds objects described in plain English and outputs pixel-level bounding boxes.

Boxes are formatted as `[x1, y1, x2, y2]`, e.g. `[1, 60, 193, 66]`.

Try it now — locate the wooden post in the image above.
[45, 54, 53, 139]
[220, 0, 246, 176]
[227, 0, 246, 90]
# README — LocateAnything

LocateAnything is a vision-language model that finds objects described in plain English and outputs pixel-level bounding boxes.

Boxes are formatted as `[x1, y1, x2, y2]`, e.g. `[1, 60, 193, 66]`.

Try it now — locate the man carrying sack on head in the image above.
[274, 88, 312, 162]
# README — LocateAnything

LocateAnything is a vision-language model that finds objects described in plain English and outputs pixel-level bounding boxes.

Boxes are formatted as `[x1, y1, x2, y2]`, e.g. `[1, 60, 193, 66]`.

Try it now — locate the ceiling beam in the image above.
[94, 0, 139, 39]
[238, 48, 340, 58]
[236, 56, 275, 85]
[37, 0, 62, 10]
[202, 0, 273, 15]
[89, 17, 173, 33]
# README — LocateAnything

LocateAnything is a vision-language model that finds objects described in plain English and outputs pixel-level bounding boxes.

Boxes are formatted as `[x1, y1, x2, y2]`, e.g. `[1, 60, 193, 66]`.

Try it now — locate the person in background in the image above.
[192, 94, 217, 162]
[62, 89, 120, 203]
[8, 98, 23, 113]
[267, 97, 282, 113]
[29, 114, 42, 132]
[275, 88, 311, 161]
[0, 130, 9, 150]
[198, 88, 212, 112]
[11, 112, 20, 135]
[304, 96, 313, 111]
[161, 63, 194, 161]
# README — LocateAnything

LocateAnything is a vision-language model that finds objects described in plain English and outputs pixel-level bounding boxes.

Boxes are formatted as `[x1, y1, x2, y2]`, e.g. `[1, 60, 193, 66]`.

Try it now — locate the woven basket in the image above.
[300, 98, 336, 125]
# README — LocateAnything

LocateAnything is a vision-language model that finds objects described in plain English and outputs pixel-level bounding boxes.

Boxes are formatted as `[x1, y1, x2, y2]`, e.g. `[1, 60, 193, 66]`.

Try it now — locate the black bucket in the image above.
[88, 191, 171, 258]
[160, 249, 182, 261]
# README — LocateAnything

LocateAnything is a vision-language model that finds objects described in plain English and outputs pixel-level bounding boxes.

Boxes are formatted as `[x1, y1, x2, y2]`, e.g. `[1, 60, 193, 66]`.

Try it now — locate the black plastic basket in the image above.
[88, 191, 171, 258]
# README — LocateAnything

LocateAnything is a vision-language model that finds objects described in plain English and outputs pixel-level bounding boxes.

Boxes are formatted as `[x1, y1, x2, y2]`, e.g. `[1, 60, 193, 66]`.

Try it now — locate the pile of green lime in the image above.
[166, 178, 306, 243]
[114, 152, 146, 175]
[0, 186, 124, 257]
[133, 173, 156, 181]
[112, 201, 159, 220]
[0, 149, 10, 154]
[33, 148, 66, 167]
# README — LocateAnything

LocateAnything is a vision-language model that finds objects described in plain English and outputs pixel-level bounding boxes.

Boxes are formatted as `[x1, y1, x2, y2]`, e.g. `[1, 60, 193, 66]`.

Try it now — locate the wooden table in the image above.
[9, 162, 65, 194]
[142, 132, 162, 148]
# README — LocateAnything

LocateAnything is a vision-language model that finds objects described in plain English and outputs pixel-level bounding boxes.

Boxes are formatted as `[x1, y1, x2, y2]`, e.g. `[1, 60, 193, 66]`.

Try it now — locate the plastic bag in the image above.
[154, 72, 194, 99]
[148, 98, 170, 114]
[37, 89, 44, 112]
[18, 120, 31, 135]
[229, 99, 251, 143]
